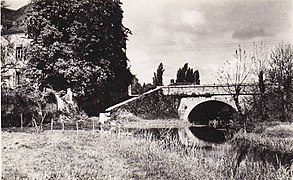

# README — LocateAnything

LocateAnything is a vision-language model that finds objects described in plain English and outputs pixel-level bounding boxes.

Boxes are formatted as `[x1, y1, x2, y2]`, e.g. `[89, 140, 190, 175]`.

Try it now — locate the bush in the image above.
[1, 85, 66, 128]
[1, 85, 42, 127]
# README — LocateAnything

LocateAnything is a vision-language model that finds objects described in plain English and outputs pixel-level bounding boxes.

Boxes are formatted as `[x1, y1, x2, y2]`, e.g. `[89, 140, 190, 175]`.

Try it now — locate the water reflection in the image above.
[188, 126, 225, 143]
[132, 126, 226, 144]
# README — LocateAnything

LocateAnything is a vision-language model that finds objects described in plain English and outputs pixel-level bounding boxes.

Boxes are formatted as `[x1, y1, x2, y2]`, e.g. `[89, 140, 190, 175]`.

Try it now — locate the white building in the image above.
[1, 5, 32, 88]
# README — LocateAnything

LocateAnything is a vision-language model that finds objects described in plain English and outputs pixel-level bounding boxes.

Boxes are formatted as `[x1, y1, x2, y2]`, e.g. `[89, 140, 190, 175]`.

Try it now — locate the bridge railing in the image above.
[161, 84, 260, 96]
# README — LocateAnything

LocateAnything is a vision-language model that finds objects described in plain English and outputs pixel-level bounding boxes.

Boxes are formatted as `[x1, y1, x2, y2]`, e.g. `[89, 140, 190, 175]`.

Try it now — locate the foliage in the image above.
[1, 0, 9, 7]
[244, 42, 293, 124]
[153, 62, 165, 86]
[0, 36, 15, 74]
[266, 43, 293, 121]
[176, 63, 200, 84]
[130, 78, 157, 95]
[130, 77, 143, 95]
[0, 83, 81, 128]
[1, 85, 43, 127]
[141, 83, 156, 93]
[26, 0, 133, 115]
[219, 43, 293, 132]
[111, 89, 179, 120]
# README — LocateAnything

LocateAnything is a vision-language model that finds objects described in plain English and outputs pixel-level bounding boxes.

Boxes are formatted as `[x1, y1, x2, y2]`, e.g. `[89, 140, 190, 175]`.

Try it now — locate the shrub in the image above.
[1, 85, 69, 129]
[1, 85, 42, 127]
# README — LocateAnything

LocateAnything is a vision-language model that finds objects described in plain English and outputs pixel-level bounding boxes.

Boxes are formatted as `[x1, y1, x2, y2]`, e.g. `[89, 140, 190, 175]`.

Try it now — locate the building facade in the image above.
[1, 5, 31, 88]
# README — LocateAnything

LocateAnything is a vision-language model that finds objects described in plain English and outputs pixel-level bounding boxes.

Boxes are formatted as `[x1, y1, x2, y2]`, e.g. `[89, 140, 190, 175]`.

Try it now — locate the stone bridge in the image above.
[105, 84, 259, 125]
[161, 84, 257, 122]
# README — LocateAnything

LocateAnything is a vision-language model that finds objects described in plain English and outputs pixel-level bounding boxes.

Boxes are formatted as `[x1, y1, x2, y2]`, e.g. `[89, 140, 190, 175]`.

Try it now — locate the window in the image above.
[16, 46, 23, 60]
[16, 71, 21, 86]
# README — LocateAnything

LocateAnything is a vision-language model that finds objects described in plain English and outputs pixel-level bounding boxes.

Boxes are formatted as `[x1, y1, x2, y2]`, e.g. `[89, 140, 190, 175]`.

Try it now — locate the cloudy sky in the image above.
[6, 0, 293, 85]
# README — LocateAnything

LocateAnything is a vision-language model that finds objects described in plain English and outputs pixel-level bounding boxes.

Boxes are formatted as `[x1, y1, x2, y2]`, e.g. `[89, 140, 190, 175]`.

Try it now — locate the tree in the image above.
[242, 42, 293, 124]
[131, 77, 143, 95]
[1, 84, 45, 128]
[142, 83, 156, 93]
[194, 70, 200, 85]
[250, 42, 269, 121]
[26, 0, 133, 115]
[266, 43, 293, 121]
[186, 68, 194, 83]
[218, 45, 252, 118]
[1, 0, 9, 7]
[176, 63, 200, 84]
[153, 62, 165, 86]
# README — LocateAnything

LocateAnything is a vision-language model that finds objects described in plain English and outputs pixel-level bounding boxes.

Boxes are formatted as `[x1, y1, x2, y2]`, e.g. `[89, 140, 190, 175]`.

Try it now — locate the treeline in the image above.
[131, 62, 201, 94]
[176, 63, 200, 85]
[248, 43, 293, 123]
[218, 42, 293, 131]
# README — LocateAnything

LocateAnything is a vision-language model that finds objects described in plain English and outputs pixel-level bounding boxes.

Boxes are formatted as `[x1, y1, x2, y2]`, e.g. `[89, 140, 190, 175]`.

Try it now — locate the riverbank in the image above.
[2, 130, 291, 179]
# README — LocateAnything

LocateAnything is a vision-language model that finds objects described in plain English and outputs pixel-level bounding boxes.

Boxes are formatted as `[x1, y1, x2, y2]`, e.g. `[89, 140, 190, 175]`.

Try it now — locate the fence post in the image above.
[92, 118, 95, 135]
[20, 113, 23, 130]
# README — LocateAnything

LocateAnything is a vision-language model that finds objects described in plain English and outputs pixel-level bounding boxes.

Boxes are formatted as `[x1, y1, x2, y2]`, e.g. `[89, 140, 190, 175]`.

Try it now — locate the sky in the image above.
[5, 0, 293, 85]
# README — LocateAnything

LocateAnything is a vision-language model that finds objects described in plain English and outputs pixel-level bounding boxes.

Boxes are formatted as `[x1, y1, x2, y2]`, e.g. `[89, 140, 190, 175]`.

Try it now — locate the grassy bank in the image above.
[231, 123, 293, 172]
[2, 130, 292, 179]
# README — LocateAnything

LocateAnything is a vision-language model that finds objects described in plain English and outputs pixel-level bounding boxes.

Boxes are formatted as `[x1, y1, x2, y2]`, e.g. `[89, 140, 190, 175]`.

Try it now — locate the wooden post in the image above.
[61, 118, 65, 133]
[51, 119, 54, 132]
[32, 117, 38, 132]
[92, 119, 95, 135]
[118, 124, 121, 138]
[20, 113, 23, 130]
[76, 121, 79, 136]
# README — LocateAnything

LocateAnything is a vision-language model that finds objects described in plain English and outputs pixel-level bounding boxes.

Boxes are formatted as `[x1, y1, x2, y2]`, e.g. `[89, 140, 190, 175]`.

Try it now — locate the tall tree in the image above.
[26, 0, 133, 115]
[186, 68, 194, 83]
[153, 62, 165, 86]
[176, 63, 200, 84]
[194, 70, 200, 85]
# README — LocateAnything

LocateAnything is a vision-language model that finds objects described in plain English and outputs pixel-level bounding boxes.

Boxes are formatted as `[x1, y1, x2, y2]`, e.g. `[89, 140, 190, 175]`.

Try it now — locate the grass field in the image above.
[1, 129, 292, 180]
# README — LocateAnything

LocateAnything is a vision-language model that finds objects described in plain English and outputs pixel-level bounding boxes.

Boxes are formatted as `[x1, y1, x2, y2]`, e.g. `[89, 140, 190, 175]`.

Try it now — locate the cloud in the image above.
[232, 26, 269, 40]
[181, 10, 206, 27]
[122, 0, 292, 84]
[201, 0, 292, 41]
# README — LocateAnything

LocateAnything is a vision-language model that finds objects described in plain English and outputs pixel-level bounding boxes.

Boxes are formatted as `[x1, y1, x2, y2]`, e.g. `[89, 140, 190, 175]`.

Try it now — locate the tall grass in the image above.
[231, 123, 293, 175]
[2, 130, 292, 179]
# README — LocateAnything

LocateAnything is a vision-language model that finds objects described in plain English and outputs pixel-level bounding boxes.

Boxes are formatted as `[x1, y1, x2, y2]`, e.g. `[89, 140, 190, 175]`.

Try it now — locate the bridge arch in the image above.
[187, 100, 236, 126]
